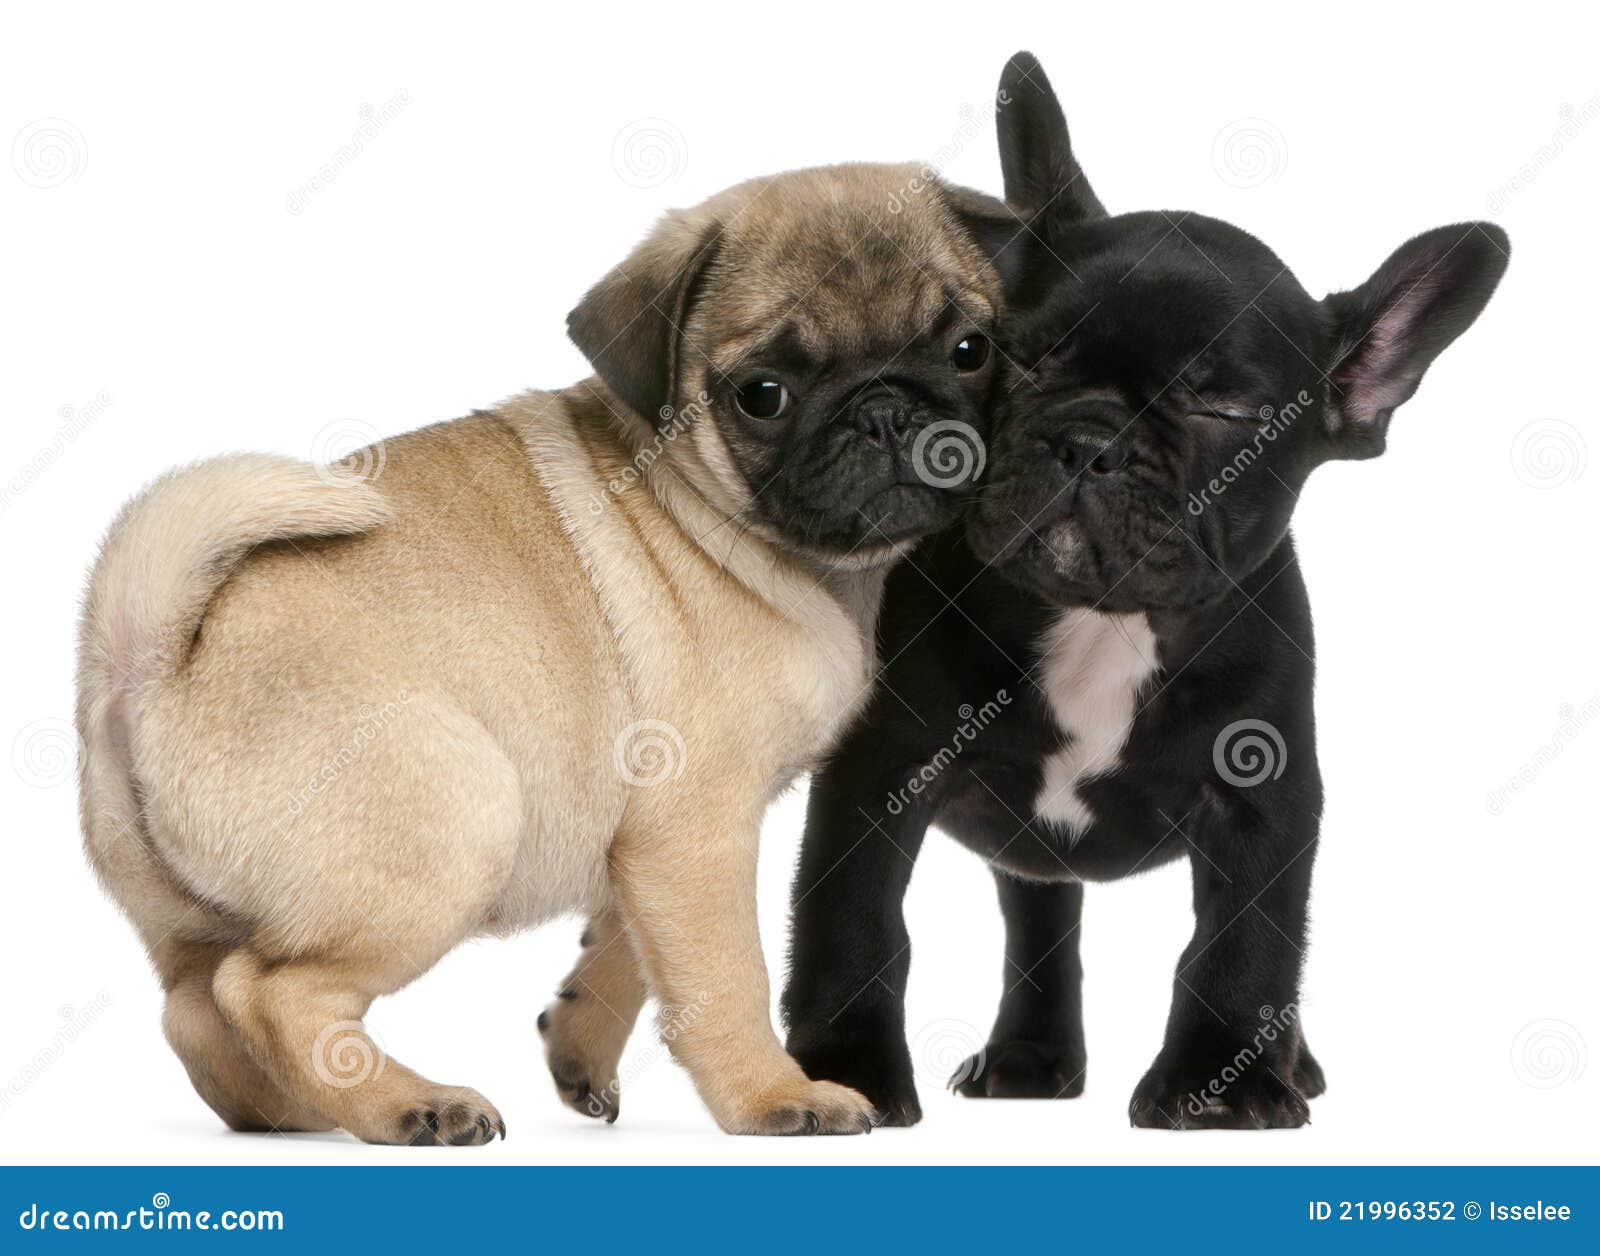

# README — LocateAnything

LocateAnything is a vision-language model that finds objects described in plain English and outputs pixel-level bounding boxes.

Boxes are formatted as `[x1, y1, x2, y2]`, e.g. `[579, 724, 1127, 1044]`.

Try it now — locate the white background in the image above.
[2, 0, 1595, 1166]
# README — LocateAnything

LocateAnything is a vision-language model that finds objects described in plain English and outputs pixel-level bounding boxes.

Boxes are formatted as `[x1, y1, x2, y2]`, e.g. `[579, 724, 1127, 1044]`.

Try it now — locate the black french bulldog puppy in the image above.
[782, 54, 1509, 1129]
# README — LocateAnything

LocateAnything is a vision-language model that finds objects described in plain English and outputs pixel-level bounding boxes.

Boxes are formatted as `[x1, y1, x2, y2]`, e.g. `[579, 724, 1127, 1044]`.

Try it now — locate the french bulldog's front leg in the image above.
[1131, 802, 1319, 1131]
[781, 754, 932, 1126]
[611, 811, 874, 1136]
[954, 871, 1087, 1100]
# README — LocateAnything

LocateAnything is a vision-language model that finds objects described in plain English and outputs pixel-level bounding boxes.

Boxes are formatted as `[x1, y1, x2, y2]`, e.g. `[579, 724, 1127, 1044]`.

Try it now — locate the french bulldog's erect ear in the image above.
[995, 51, 1104, 222]
[947, 52, 1106, 287]
[567, 214, 724, 427]
[1321, 222, 1510, 459]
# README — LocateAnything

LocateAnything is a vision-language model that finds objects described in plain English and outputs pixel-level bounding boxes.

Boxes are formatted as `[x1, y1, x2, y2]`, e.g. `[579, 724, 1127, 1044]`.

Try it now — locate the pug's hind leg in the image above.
[213, 944, 506, 1146]
[538, 908, 648, 1122]
[158, 939, 334, 1134]
[208, 737, 522, 1146]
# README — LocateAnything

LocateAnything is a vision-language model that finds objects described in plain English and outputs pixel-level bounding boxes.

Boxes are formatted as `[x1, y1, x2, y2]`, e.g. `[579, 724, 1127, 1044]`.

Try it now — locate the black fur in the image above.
[781, 53, 1508, 1130]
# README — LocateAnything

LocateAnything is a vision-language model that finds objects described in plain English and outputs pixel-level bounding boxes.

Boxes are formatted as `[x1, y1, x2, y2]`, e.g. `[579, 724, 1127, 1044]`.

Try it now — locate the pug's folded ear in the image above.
[1321, 222, 1510, 459]
[942, 182, 1030, 288]
[567, 214, 725, 428]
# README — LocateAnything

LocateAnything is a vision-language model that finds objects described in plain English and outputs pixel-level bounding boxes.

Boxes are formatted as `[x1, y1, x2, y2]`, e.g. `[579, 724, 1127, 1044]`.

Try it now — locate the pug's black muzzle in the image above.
[778, 384, 980, 550]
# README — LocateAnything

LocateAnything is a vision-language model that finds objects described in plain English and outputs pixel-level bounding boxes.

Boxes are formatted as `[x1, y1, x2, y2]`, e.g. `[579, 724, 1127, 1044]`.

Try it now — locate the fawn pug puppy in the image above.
[76, 163, 1008, 1142]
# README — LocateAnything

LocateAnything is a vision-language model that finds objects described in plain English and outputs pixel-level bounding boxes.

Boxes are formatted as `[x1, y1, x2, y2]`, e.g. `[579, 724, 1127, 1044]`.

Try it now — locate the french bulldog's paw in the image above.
[537, 1004, 621, 1123]
[372, 1088, 505, 1146]
[951, 1040, 1086, 1100]
[789, 1033, 922, 1126]
[1129, 1051, 1309, 1131]
[720, 1078, 877, 1136]
[859, 1074, 922, 1128]
[1293, 1042, 1326, 1099]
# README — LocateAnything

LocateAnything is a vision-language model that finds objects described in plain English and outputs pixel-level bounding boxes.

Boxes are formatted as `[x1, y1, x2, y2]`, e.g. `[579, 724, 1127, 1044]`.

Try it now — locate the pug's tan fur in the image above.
[76, 164, 1002, 1141]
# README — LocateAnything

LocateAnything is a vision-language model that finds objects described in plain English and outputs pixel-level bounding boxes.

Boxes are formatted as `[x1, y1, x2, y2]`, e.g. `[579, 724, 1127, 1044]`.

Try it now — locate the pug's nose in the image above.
[850, 389, 912, 443]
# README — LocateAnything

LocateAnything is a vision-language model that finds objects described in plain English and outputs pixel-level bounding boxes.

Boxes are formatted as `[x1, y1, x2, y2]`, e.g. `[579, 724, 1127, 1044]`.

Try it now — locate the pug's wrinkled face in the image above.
[569, 165, 1006, 561]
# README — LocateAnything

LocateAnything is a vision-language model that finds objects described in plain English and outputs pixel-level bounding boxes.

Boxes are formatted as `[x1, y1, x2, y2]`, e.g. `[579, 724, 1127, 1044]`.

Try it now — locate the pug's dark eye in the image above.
[734, 380, 789, 420]
[952, 333, 990, 372]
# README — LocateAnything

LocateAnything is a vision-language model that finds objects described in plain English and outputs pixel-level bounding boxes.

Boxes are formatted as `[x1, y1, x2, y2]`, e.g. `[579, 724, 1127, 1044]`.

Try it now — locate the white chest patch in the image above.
[1033, 609, 1161, 838]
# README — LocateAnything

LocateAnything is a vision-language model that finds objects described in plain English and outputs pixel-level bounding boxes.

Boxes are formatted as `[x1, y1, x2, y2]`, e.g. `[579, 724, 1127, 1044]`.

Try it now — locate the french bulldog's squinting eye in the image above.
[734, 380, 789, 420]
[951, 333, 990, 372]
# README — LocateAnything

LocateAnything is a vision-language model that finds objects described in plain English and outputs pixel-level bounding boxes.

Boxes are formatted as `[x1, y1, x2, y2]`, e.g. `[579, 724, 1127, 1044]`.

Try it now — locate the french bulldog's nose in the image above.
[1047, 396, 1132, 476]
[1059, 428, 1128, 475]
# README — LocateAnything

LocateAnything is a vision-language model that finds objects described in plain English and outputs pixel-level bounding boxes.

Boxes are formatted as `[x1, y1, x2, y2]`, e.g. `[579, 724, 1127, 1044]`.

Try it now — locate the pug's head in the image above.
[568, 164, 1009, 563]
[967, 53, 1510, 611]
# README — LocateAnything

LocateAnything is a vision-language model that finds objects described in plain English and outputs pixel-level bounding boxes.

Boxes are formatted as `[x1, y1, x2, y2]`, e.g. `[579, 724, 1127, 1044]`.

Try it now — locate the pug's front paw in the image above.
[717, 1076, 877, 1136]
[789, 1028, 921, 1127]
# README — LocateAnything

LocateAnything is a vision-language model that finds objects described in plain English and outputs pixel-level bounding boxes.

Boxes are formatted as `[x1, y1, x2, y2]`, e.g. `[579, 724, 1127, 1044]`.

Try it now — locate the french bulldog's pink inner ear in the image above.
[1322, 222, 1509, 460]
[1331, 269, 1447, 424]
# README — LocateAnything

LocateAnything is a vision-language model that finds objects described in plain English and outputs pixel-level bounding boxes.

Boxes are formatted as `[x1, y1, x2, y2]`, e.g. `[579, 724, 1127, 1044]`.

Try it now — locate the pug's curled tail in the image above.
[79, 454, 389, 693]
[74, 454, 389, 943]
